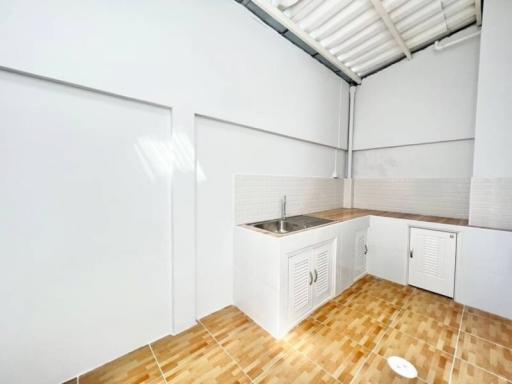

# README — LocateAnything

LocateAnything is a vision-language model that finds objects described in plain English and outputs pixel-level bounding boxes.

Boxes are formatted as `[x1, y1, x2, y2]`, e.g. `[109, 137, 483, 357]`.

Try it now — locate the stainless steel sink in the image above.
[250, 215, 333, 234]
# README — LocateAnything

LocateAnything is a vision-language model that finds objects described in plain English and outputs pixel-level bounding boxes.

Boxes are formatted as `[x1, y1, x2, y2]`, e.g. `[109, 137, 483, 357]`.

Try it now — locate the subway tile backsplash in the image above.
[353, 178, 470, 219]
[235, 175, 344, 224]
[469, 177, 512, 230]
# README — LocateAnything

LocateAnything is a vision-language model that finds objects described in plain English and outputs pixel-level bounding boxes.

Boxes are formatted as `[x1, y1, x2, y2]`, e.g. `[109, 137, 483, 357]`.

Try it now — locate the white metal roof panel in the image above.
[248, 0, 479, 81]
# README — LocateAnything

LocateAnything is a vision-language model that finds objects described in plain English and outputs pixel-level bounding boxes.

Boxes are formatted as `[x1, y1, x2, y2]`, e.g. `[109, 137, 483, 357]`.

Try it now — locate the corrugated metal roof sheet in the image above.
[242, 0, 479, 82]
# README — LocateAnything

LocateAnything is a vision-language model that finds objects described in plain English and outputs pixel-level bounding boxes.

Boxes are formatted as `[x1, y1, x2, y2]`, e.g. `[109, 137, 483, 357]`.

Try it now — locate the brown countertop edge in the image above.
[239, 208, 471, 237]
[308, 208, 469, 226]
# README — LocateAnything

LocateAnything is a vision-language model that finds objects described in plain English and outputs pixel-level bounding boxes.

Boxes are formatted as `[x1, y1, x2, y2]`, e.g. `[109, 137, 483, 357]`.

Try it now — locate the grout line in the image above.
[459, 329, 512, 352]
[457, 358, 512, 382]
[148, 343, 168, 384]
[251, 349, 287, 383]
[283, 338, 342, 383]
[448, 305, 465, 384]
[348, 310, 396, 384]
[198, 319, 255, 384]
[348, 287, 406, 384]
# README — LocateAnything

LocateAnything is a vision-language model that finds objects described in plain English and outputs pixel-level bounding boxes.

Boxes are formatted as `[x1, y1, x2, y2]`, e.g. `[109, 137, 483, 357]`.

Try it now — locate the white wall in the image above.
[0, 71, 173, 383]
[350, 27, 480, 217]
[353, 26, 480, 150]
[0, 1, 349, 382]
[469, 0, 512, 230]
[0, 0, 348, 148]
[196, 117, 344, 318]
[353, 140, 474, 178]
[472, 0, 512, 178]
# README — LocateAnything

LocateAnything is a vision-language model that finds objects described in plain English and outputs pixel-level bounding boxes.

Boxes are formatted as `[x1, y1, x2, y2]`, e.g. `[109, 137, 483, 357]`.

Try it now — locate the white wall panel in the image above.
[0, 0, 348, 148]
[353, 27, 480, 150]
[353, 139, 474, 178]
[196, 117, 344, 318]
[472, 0, 512, 178]
[0, 71, 172, 383]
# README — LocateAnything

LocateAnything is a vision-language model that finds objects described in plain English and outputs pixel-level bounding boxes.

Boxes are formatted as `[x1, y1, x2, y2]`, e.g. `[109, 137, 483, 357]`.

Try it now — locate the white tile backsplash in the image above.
[469, 177, 512, 230]
[353, 178, 471, 219]
[235, 175, 344, 224]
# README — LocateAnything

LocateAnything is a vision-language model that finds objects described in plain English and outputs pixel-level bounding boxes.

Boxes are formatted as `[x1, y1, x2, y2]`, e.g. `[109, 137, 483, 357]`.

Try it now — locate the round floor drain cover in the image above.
[387, 356, 418, 379]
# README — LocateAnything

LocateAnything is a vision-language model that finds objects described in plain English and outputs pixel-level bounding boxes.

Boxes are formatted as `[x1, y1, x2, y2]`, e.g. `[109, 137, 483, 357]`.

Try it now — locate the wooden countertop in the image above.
[308, 208, 468, 226]
[240, 208, 468, 237]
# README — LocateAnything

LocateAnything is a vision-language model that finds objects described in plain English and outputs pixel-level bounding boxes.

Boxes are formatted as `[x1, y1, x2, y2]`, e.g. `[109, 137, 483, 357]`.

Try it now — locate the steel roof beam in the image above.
[369, 0, 412, 59]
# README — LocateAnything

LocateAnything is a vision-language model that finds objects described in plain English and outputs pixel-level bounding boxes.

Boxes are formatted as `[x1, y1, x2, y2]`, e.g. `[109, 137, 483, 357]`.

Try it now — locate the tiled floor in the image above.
[65, 275, 512, 384]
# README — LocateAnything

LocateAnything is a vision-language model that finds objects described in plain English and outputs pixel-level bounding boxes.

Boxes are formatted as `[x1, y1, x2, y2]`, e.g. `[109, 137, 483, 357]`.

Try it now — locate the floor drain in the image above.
[387, 356, 418, 379]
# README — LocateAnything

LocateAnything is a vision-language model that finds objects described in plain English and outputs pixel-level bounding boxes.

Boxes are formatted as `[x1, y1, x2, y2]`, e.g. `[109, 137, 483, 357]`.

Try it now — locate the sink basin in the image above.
[250, 215, 333, 234]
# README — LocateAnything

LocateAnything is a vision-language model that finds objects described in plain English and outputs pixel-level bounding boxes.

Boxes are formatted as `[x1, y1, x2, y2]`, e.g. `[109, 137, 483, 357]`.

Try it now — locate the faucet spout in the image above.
[281, 195, 287, 221]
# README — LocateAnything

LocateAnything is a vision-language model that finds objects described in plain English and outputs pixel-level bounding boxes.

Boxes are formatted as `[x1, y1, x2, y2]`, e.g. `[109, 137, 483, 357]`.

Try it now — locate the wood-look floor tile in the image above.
[200, 305, 251, 341]
[215, 319, 288, 380]
[151, 324, 249, 383]
[375, 329, 453, 383]
[410, 289, 463, 311]
[393, 310, 459, 354]
[466, 306, 509, 321]
[332, 286, 361, 306]
[351, 275, 381, 291]
[451, 358, 511, 384]
[364, 280, 414, 307]
[79, 346, 164, 384]
[405, 296, 462, 329]
[352, 353, 426, 384]
[462, 311, 512, 349]
[309, 305, 386, 350]
[254, 349, 337, 384]
[286, 319, 370, 382]
[456, 332, 512, 381]
[345, 292, 400, 325]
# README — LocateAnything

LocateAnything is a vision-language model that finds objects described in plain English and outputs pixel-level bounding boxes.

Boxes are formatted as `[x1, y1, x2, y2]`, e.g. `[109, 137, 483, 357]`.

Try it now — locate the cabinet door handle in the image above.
[309, 272, 313, 286]
[410, 249, 413, 258]
[364, 245, 368, 255]
[314, 269, 318, 283]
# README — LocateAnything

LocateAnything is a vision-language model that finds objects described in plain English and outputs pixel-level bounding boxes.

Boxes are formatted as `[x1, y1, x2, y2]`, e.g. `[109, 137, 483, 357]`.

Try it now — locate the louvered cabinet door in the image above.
[312, 241, 333, 307]
[287, 248, 313, 324]
[354, 229, 368, 281]
[408, 228, 457, 297]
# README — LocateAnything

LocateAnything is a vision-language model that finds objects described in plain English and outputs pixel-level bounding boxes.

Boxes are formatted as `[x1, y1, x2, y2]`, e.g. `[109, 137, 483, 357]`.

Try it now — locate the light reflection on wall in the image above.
[134, 133, 206, 183]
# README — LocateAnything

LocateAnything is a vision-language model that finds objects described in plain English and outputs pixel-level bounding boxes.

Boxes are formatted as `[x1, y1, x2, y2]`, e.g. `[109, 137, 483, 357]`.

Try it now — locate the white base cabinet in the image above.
[234, 224, 338, 338]
[287, 240, 334, 329]
[409, 228, 457, 297]
[353, 229, 368, 281]
[335, 216, 370, 295]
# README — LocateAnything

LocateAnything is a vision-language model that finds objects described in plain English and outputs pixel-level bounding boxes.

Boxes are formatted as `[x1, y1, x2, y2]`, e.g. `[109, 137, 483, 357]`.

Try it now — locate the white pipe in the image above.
[347, 86, 356, 179]
[434, 30, 481, 51]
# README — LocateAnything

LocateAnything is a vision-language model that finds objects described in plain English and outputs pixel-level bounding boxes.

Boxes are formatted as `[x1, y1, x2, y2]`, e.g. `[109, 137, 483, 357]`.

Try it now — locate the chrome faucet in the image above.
[281, 195, 287, 221]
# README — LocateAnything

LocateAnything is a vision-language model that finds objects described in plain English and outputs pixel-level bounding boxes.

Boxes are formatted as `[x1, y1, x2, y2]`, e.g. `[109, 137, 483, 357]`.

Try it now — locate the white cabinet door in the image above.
[288, 248, 313, 324]
[353, 229, 368, 281]
[312, 241, 333, 307]
[409, 228, 457, 297]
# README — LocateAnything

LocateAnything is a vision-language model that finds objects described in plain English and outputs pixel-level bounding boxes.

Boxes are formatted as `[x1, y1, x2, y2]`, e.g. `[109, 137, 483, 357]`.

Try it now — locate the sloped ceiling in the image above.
[239, 0, 481, 84]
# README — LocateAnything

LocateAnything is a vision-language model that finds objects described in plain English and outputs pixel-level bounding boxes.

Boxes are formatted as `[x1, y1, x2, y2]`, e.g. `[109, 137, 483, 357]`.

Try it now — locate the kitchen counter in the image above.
[241, 208, 468, 236]
[308, 208, 468, 226]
